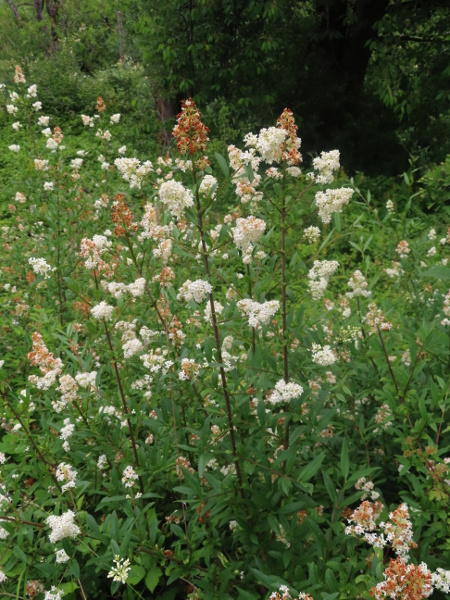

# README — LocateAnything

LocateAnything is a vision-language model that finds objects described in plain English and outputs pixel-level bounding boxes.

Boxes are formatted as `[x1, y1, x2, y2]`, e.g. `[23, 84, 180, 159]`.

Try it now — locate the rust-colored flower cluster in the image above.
[112, 193, 137, 237]
[277, 108, 302, 165]
[172, 98, 210, 167]
[370, 558, 432, 600]
[28, 332, 62, 374]
[95, 96, 106, 113]
[14, 65, 26, 84]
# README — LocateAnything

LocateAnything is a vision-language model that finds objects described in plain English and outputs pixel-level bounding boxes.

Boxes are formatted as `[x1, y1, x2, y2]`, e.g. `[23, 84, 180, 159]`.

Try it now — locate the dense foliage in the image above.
[0, 69, 449, 600]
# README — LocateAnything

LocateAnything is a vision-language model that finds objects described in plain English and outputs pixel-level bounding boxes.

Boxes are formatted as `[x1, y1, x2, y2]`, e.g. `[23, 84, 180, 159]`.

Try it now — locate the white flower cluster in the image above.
[122, 465, 138, 488]
[44, 586, 64, 600]
[199, 174, 218, 198]
[55, 374, 79, 415]
[123, 338, 144, 359]
[158, 180, 194, 219]
[315, 187, 353, 224]
[303, 226, 321, 244]
[346, 270, 371, 299]
[204, 300, 224, 325]
[34, 159, 49, 171]
[114, 157, 154, 189]
[179, 358, 200, 381]
[128, 277, 146, 297]
[267, 380, 304, 406]
[108, 556, 131, 584]
[237, 299, 280, 328]
[232, 216, 266, 262]
[177, 279, 212, 303]
[384, 261, 403, 279]
[308, 260, 340, 300]
[28, 257, 53, 279]
[311, 344, 336, 366]
[140, 349, 172, 374]
[245, 127, 287, 164]
[55, 549, 70, 564]
[432, 568, 450, 594]
[80, 235, 112, 271]
[56, 462, 77, 493]
[228, 144, 263, 204]
[75, 371, 97, 391]
[91, 301, 114, 321]
[313, 150, 340, 184]
[46, 510, 81, 543]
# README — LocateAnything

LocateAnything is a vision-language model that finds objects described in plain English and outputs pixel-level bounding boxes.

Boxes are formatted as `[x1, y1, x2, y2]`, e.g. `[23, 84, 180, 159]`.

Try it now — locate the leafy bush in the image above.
[0, 70, 449, 600]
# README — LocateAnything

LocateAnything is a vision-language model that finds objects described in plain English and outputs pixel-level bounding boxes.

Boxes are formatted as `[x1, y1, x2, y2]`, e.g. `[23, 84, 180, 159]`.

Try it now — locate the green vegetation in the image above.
[0, 3, 449, 599]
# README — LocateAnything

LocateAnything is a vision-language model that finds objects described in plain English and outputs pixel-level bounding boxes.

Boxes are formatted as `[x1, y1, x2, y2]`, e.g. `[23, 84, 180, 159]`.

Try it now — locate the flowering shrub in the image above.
[0, 68, 449, 599]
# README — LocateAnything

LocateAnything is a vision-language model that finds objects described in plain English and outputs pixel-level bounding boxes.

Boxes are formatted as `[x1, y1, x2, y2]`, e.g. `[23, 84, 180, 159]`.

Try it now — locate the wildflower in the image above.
[12, 121, 22, 130]
[303, 226, 321, 243]
[44, 586, 64, 600]
[38, 115, 50, 126]
[91, 301, 114, 321]
[55, 549, 70, 563]
[122, 465, 138, 488]
[9, 144, 20, 152]
[32, 101, 42, 111]
[308, 260, 340, 300]
[55, 462, 77, 493]
[245, 127, 287, 164]
[81, 114, 94, 127]
[158, 179, 194, 219]
[43, 182, 54, 191]
[311, 344, 336, 366]
[177, 279, 212, 303]
[28, 257, 53, 279]
[313, 150, 340, 184]
[386, 199, 394, 213]
[118, 145, 126, 155]
[347, 270, 371, 299]
[396, 240, 411, 259]
[314, 188, 353, 224]
[199, 174, 218, 198]
[122, 338, 144, 359]
[110, 113, 121, 124]
[267, 380, 303, 406]
[370, 558, 432, 600]
[232, 215, 266, 262]
[46, 510, 81, 543]
[34, 159, 49, 171]
[107, 556, 131, 584]
[14, 65, 26, 83]
[237, 299, 280, 328]
[173, 98, 209, 158]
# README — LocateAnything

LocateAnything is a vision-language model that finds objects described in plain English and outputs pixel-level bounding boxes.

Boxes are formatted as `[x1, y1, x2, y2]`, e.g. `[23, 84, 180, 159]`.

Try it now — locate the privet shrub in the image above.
[0, 67, 449, 600]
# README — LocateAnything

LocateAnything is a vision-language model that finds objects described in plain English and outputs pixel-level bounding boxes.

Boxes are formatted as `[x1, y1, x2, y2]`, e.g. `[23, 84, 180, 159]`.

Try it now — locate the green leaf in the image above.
[145, 568, 162, 592]
[214, 152, 229, 178]
[340, 440, 349, 480]
[299, 453, 324, 483]
[127, 565, 146, 585]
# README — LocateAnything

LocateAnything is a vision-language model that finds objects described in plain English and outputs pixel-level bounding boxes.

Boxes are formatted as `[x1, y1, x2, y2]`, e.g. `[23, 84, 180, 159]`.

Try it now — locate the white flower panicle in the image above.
[28, 257, 53, 279]
[114, 157, 153, 189]
[313, 150, 340, 184]
[122, 466, 138, 488]
[199, 174, 218, 198]
[346, 270, 371, 299]
[107, 556, 131, 584]
[55, 549, 70, 564]
[177, 279, 212, 303]
[311, 344, 336, 366]
[46, 510, 81, 543]
[308, 260, 340, 300]
[232, 216, 266, 262]
[204, 300, 224, 325]
[303, 226, 321, 244]
[158, 180, 194, 219]
[315, 187, 353, 224]
[237, 299, 280, 328]
[55, 463, 77, 493]
[91, 301, 114, 321]
[268, 380, 304, 406]
[245, 127, 287, 164]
